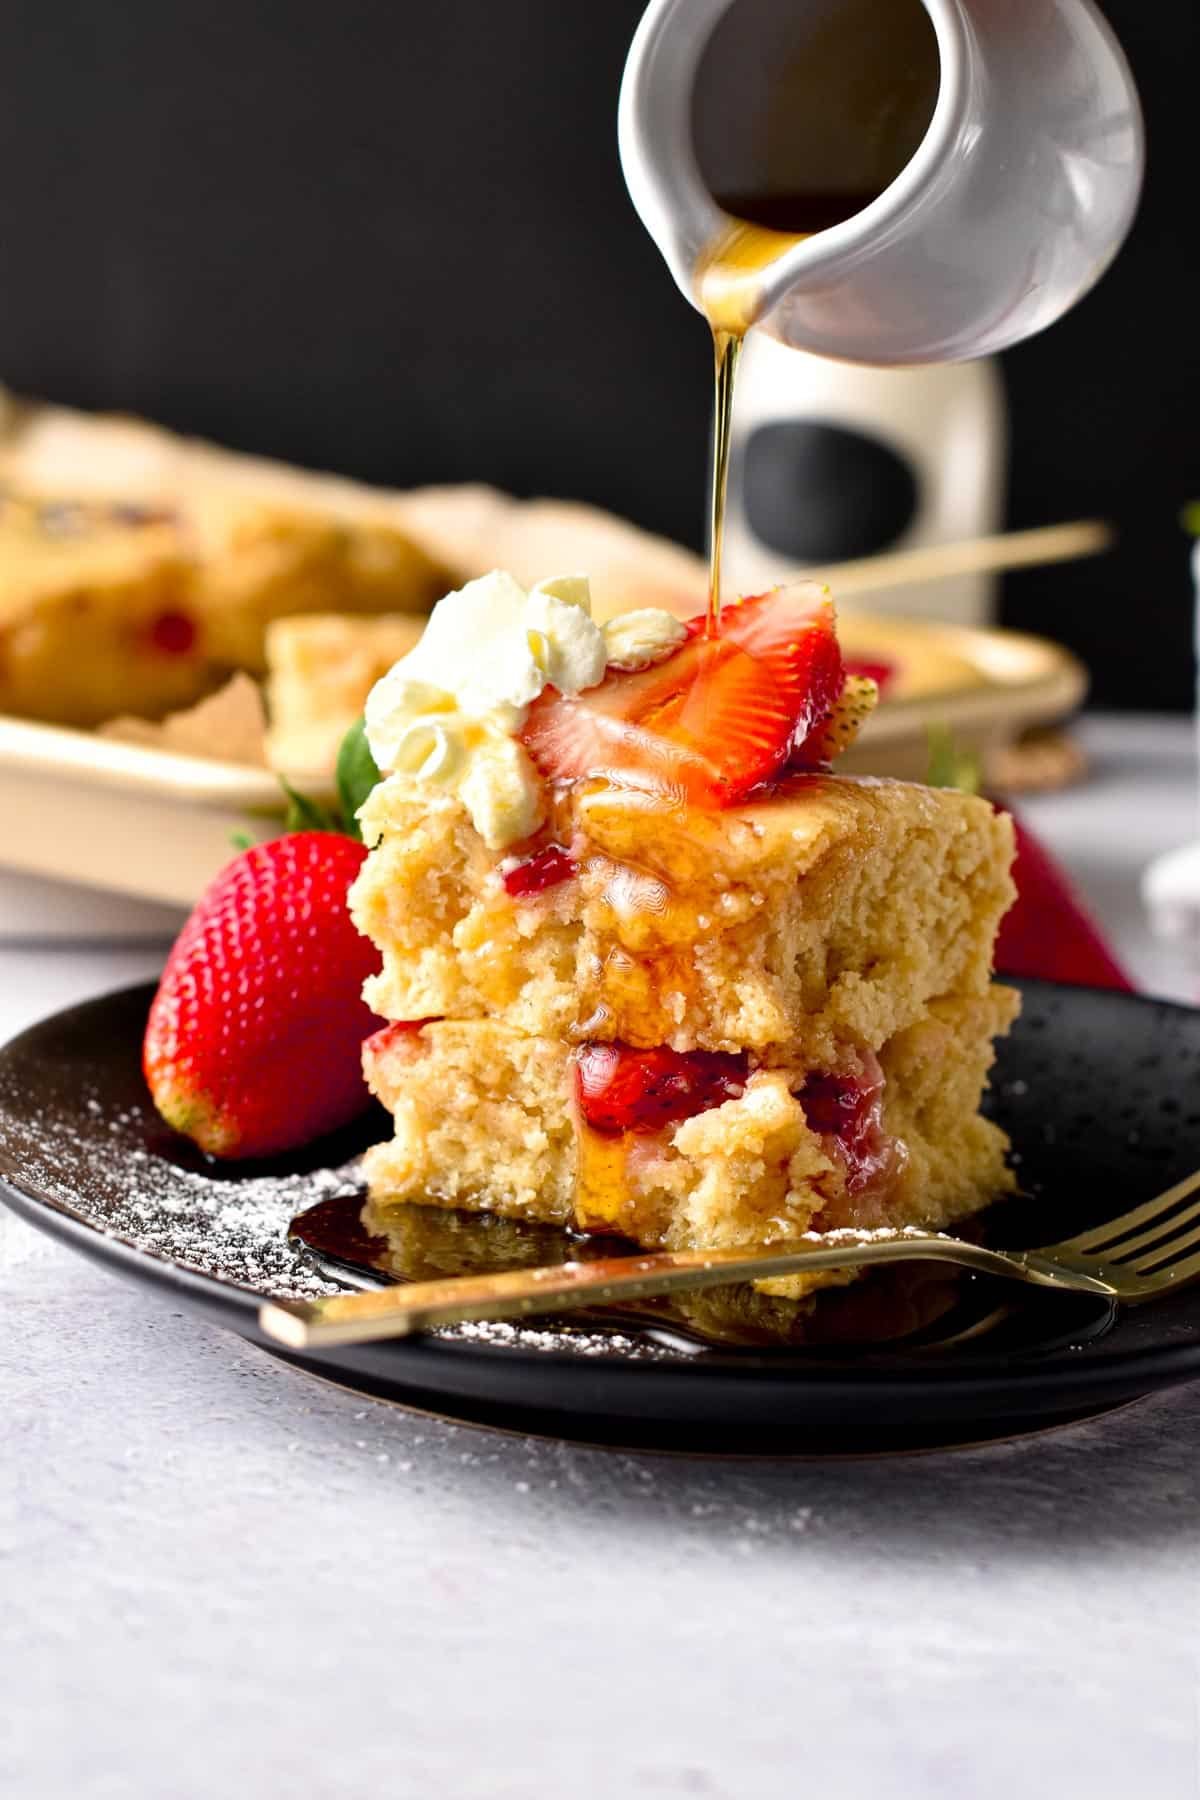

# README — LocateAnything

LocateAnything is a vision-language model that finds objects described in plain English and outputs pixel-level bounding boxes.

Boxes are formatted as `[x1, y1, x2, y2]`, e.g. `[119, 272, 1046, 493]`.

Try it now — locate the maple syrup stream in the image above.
[696, 197, 886, 634]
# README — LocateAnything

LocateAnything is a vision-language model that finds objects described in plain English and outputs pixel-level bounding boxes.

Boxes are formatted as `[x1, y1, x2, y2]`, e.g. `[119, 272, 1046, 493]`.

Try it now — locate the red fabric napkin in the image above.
[994, 811, 1133, 992]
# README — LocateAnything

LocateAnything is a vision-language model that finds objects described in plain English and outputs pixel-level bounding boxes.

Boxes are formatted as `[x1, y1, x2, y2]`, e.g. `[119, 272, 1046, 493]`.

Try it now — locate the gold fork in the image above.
[258, 1168, 1200, 1350]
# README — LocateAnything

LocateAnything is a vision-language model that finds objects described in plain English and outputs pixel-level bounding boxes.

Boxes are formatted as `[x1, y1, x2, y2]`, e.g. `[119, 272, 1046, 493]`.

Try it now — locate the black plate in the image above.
[3, 979, 1200, 1456]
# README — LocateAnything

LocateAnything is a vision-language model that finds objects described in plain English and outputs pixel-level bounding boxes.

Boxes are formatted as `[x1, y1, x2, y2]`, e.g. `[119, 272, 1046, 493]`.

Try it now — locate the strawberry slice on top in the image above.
[520, 584, 844, 807]
[695, 585, 845, 765]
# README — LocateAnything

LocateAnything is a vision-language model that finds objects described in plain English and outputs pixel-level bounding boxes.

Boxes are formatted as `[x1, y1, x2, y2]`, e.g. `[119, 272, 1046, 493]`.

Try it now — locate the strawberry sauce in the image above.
[362, 1019, 435, 1061]
[503, 845, 578, 897]
[575, 1043, 748, 1136]
[795, 1054, 898, 1196]
[147, 609, 197, 656]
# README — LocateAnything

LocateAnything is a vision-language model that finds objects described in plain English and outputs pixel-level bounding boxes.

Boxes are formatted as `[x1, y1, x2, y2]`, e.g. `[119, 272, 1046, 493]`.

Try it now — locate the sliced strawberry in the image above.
[575, 1043, 748, 1135]
[694, 585, 844, 762]
[522, 635, 788, 805]
[843, 655, 897, 696]
[521, 586, 844, 806]
[798, 673, 879, 766]
[503, 844, 578, 897]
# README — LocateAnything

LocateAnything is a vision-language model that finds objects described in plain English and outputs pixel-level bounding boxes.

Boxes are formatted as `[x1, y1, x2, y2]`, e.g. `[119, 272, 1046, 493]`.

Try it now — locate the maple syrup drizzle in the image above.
[695, 218, 805, 632]
[588, 185, 907, 1218]
[695, 192, 898, 632]
[705, 328, 740, 635]
[540, 3, 941, 1231]
[689, 0, 940, 628]
[573, 1119, 634, 1236]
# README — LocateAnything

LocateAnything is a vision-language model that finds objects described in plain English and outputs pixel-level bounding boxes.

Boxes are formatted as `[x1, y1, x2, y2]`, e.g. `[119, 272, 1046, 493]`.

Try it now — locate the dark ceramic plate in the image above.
[3, 979, 1200, 1456]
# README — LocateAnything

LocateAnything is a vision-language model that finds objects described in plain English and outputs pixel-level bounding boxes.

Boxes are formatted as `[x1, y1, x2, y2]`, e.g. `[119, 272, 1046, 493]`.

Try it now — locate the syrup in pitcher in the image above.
[691, 0, 940, 628]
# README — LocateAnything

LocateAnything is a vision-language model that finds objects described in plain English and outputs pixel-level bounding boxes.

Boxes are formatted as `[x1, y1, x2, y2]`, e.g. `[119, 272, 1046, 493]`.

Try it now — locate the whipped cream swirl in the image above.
[363, 571, 685, 848]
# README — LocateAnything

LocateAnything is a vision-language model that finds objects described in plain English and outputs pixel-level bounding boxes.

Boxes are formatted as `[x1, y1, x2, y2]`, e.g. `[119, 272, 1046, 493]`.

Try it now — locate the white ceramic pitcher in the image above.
[618, 0, 1144, 364]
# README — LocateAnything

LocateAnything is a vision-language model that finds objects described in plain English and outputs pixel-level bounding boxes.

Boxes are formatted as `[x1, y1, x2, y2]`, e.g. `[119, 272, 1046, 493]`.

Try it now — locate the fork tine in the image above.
[1126, 1245, 1200, 1297]
[1129, 1217, 1200, 1275]
[1061, 1168, 1200, 1254]
[1095, 1195, 1200, 1264]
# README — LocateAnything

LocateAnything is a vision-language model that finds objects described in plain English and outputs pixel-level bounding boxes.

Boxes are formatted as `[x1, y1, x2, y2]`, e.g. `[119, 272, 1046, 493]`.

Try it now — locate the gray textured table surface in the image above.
[3, 715, 1199, 1800]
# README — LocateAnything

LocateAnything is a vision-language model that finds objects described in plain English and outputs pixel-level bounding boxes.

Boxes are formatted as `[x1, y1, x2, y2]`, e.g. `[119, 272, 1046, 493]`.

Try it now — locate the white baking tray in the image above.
[0, 618, 1086, 906]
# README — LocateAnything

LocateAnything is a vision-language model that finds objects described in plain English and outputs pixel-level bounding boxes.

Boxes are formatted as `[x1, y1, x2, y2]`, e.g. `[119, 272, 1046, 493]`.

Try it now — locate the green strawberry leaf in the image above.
[335, 717, 382, 843]
[271, 719, 381, 840]
[280, 778, 345, 835]
[1181, 501, 1200, 538]
[926, 724, 982, 795]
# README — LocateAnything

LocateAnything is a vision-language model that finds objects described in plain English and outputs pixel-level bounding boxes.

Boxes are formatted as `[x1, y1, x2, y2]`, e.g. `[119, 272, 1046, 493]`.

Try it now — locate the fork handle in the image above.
[258, 1232, 1090, 1350]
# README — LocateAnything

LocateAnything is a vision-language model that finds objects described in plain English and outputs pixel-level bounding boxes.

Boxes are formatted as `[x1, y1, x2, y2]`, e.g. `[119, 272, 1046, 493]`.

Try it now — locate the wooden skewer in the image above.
[798, 519, 1113, 598]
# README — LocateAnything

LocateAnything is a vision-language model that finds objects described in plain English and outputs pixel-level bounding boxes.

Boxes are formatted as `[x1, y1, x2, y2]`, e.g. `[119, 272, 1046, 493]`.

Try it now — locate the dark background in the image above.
[0, 0, 1194, 707]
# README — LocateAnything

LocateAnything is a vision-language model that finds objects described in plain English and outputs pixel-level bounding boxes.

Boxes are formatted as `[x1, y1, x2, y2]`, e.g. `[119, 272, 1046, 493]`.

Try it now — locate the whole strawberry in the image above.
[995, 813, 1131, 993]
[144, 832, 381, 1159]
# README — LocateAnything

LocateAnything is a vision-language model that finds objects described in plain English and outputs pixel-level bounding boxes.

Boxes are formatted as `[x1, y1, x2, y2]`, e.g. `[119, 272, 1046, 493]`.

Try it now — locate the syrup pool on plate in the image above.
[291, 1187, 1104, 1358]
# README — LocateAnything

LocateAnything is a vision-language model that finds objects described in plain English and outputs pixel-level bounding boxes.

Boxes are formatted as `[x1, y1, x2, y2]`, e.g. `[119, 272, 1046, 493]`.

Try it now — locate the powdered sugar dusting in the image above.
[800, 1225, 951, 1245]
[0, 1068, 676, 1358]
[451, 1318, 663, 1358]
[0, 983, 991, 1367]
[4, 1084, 356, 1300]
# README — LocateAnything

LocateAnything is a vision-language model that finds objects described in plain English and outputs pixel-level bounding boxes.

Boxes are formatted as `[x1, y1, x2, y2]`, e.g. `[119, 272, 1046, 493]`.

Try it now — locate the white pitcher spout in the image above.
[619, 0, 1144, 364]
